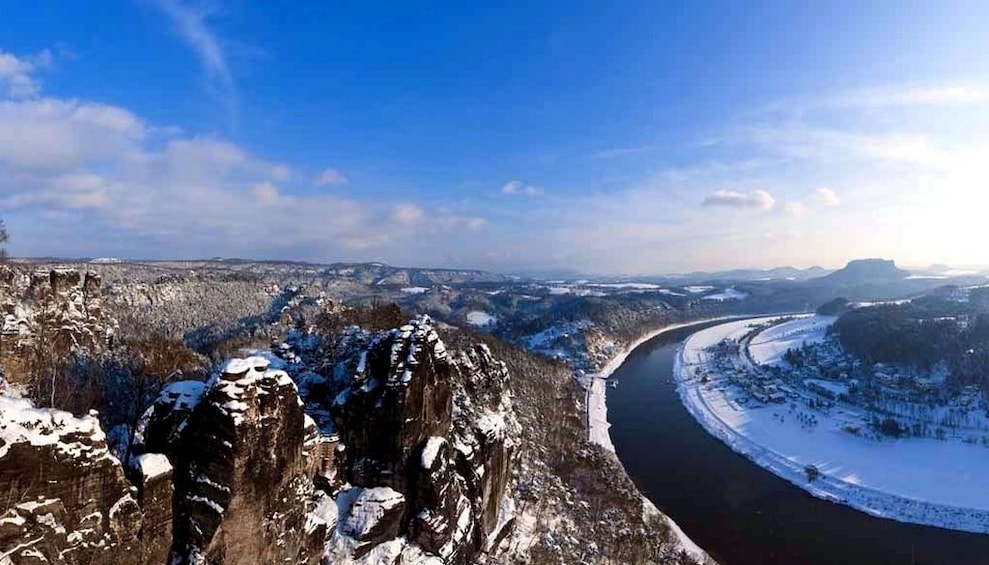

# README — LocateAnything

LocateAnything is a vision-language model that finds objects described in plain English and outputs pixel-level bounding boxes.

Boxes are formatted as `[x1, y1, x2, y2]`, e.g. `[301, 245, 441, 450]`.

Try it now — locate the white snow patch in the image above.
[341, 487, 405, 540]
[188, 495, 225, 515]
[135, 453, 172, 480]
[748, 315, 835, 367]
[643, 499, 708, 562]
[700, 287, 748, 301]
[586, 282, 661, 289]
[684, 285, 714, 293]
[400, 286, 430, 294]
[421, 436, 446, 469]
[305, 493, 339, 534]
[221, 356, 270, 375]
[466, 310, 498, 327]
[157, 381, 206, 411]
[0, 395, 111, 462]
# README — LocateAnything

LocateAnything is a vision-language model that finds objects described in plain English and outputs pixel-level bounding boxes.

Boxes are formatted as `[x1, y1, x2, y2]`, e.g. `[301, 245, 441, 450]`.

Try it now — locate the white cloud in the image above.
[0, 97, 145, 168]
[783, 201, 808, 217]
[0, 49, 54, 99]
[152, 0, 236, 109]
[701, 189, 776, 211]
[591, 145, 656, 159]
[501, 179, 543, 196]
[315, 168, 348, 186]
[825, 85, 989, 109]
[810, 187, 840, 207]
[0, 60, 487, 264]
[252, 182, 279, 204]
[391, 203, 425, 225]
[0, 51, 37, 98]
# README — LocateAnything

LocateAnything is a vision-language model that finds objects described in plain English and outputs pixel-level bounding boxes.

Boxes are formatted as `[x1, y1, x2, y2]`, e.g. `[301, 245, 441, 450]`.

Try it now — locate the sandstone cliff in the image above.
[0, 396, 168, 564]
[0, 313, 521, 564]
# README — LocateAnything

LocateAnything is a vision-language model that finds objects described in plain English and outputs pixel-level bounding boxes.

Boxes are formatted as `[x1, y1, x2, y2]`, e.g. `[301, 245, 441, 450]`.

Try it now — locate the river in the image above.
[607, 320, 989, 565]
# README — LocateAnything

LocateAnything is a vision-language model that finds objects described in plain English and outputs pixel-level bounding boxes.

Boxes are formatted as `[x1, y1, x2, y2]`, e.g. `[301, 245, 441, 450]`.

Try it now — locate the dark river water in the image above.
[608, 320, 989, 565]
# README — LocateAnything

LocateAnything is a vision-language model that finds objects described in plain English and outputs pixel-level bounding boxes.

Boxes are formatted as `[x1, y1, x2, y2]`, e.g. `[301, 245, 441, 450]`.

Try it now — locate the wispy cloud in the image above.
[760, 83, 989, 120]
[701, 189, 776, 211]
[590, 144, 657, 160]
[0, 49, 53, 98]
[501, 179, 543, 196]
[809, 187, 840, 207]
[823, 85, 989, 110]
[152, 0, 237, 115]
[315, 168, 348, 187]
[781, 188, 840, 218]
[0, 46, 488, 264]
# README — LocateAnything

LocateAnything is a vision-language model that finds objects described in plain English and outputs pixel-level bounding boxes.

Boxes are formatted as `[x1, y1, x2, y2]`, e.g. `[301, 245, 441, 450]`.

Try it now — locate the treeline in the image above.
[834, 299, 989, 393]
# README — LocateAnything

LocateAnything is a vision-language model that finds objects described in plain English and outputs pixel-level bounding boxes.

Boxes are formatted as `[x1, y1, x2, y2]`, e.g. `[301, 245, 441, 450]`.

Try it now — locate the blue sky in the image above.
[2, 1, 989, 274]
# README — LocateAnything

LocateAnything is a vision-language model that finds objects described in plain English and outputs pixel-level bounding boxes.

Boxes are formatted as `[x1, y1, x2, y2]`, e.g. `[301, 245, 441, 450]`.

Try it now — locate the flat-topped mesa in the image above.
[335, 316, 453, 491]
[162, 356, 324, 565]
[0, 396, 165, 565]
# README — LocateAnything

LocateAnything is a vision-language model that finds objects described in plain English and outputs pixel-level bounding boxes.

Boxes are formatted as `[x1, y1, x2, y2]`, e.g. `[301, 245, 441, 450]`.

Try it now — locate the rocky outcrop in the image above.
[326, 317, 520, 563]
[161, 357, 323, 565]
[0, 396, 162, 564]
[1, 315, 521, 565]
[1, 266, 113, 377]
[333, 320, 453, 491]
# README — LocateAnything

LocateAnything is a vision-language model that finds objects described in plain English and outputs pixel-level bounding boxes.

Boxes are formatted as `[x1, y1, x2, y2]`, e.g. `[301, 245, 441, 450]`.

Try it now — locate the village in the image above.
[699, 316, 989, 444]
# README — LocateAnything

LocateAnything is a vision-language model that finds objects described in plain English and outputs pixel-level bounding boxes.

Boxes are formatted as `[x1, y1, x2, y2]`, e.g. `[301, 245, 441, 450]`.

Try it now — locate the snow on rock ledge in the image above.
[0, 395, 157, 564]
[160, 355, 323, 564]
[340, 486, 406, 543]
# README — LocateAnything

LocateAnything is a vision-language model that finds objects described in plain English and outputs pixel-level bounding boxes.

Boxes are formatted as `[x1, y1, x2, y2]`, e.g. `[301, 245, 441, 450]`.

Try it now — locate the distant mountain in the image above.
[323, 262, 511, 286]
[663, 265, 831, 283]
[817, 259, 909, 285]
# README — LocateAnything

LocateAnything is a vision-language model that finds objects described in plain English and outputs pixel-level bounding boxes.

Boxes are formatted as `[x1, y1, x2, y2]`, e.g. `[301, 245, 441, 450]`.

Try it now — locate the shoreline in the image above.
[587, 315, 746, 452]
[675, 319, 989, 534]
[585, 315, 745, 564]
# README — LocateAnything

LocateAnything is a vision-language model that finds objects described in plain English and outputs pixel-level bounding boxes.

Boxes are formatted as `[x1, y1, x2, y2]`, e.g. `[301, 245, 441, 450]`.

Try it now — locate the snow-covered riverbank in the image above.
[587, 316, 745, 452]
[585, 317, 747, 564]
[676, 317, 989, 534]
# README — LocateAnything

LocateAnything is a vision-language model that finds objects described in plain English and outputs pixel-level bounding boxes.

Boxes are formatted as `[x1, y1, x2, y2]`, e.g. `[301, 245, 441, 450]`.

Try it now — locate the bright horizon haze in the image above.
[2, 1, 988, 275]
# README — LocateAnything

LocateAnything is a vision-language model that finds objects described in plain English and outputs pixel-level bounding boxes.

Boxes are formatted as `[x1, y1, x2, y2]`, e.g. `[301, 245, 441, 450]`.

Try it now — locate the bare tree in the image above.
[0, 218, 8, 262]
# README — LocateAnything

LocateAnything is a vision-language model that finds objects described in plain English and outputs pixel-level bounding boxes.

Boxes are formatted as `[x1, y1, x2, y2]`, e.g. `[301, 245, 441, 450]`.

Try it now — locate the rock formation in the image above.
[1, 314, 521, 564]
[324, 317, 520, 563]
[157, 357, 324, 564]
[0, 396, 166, 564]
[1, 266, 113, 379]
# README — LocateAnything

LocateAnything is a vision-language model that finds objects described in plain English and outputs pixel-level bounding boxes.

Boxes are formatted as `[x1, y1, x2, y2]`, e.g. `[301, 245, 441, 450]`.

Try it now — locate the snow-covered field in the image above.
[400, 286, 430, 294]
[677, 318, 989, 533]
[465, 310, 498, 327]
[683, 286, 714, 294]
[586, 282, 662, 290]
[748, 314, 835, 366]
[700, 287, 748, 301]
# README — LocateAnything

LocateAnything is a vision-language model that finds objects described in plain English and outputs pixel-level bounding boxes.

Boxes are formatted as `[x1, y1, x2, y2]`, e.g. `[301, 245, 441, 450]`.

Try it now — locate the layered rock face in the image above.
[325, 318, 520, 563]
[0, 396, 167, 565]
[156, 357, 323, 564]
